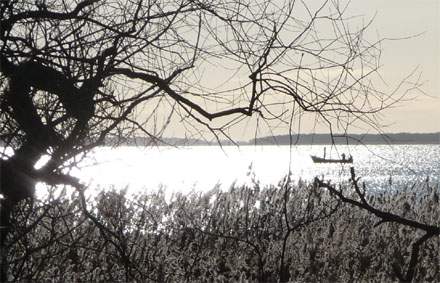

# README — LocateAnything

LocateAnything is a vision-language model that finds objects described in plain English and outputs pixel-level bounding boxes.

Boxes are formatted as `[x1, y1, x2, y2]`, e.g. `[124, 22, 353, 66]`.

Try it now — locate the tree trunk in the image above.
[0, 202, 12, 283]
[0, 159, 37, 282]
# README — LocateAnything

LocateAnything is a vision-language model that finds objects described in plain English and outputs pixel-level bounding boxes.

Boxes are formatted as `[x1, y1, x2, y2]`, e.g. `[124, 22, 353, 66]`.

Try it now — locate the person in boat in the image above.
[323, 147, 326, 159]
[341, 153, 346, 161]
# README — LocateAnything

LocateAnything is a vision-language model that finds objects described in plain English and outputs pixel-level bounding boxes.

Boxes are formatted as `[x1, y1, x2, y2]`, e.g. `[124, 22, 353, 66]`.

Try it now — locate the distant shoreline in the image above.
[102, 132, 440, 146]
[2, 133, 437, 148]
[248, 132, 440, 146]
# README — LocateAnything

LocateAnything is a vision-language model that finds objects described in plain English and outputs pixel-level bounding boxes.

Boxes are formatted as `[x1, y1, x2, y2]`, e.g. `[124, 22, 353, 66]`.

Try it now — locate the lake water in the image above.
[53, 144, 439, 195]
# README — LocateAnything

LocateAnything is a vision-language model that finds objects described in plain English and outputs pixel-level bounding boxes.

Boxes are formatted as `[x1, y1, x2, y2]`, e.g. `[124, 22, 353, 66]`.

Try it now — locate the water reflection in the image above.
[59, 145, 439, 194]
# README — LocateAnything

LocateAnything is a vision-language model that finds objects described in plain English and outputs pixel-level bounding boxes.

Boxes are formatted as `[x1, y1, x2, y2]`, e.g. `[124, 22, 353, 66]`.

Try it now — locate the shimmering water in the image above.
[61, 144, 439, 194]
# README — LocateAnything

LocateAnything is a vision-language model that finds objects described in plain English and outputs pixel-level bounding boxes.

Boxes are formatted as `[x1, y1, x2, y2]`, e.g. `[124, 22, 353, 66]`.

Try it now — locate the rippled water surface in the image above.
[66, 144, 439, 194]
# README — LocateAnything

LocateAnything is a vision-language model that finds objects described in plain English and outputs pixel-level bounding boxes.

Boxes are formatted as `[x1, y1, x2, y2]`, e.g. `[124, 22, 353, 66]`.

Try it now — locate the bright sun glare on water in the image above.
[31, 144, 438, 197]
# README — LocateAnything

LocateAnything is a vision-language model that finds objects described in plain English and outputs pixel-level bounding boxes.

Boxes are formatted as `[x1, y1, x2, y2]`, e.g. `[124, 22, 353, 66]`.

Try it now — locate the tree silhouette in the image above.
[0, 0, 416, 280]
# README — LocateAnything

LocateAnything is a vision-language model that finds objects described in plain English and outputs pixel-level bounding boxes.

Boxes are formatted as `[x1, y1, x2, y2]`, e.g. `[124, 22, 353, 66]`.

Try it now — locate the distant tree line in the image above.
[250, 133, 440, 145]
[82, 132, 440, 147]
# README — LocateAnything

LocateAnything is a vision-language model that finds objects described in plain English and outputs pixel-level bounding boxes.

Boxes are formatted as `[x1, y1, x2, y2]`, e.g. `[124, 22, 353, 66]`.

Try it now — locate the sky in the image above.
[276, 0, 439, 135]
[162, 0, 440, 139]
[348, 0, 439, 134]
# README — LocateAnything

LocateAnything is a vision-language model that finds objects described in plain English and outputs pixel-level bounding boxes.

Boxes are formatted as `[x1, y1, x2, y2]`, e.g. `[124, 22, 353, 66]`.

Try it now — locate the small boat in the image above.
[310, 155, 353, 164]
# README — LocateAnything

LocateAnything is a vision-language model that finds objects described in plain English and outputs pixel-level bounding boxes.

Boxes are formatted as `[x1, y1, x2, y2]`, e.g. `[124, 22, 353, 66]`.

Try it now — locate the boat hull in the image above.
[311, 155, 353, 163]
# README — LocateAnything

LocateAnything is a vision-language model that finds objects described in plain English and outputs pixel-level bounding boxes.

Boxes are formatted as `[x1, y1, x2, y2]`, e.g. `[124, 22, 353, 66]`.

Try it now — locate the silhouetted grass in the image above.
[6, 177, 439, 282]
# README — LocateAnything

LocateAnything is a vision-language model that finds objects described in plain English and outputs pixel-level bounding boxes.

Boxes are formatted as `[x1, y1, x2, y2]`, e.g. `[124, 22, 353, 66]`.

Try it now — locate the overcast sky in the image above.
[350, 0, 439, 133]
[164, 0, 439, 139]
